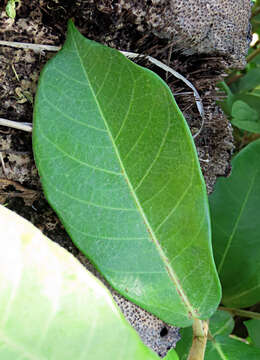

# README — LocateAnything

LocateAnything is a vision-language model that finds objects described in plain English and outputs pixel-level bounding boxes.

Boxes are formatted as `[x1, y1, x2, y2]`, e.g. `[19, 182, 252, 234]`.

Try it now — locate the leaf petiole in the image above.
[219, 306, 260, 320]
[187, 319, 209, 360]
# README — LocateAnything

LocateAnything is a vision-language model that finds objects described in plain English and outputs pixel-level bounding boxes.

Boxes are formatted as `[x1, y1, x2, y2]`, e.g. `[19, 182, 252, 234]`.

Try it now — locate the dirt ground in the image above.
[0, 0, 237, 357]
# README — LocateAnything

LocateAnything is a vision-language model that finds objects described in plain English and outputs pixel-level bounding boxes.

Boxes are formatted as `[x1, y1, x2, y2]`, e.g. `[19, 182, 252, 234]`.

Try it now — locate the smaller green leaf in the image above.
[5, 0, 16, 19]
[209, 310, 234, 337]
[245, 319, 260, 348]
[5, 0, 19, 19]
[252, 89, 260, 97]
[210, 139, 260, 307]
[231, 100, 260, 133]
[234, 94, 260, 113]
[233, 68, 260, 93]
[164, 348, 179, 360]
[205, 336, 260, 359]
[174, 327, 193, 360]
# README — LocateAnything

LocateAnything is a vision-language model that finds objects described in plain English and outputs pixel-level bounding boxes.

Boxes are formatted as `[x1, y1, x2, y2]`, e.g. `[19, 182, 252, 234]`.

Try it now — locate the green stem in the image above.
[226, 46, 260, 86]
[251, 7, 260, 18]
[218, 81, 233, 96]
[226, 73, 243, 86]
[219, 306, 260, 320]
[246, 46, 260, 63]
[187, 319, 209, 360]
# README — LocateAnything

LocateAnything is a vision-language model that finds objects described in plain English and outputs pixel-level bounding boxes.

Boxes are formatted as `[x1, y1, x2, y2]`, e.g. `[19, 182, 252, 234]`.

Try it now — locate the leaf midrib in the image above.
[212, 317, 233, 337]
[211, 339, 228, 360]
[72, 33, 197, 318]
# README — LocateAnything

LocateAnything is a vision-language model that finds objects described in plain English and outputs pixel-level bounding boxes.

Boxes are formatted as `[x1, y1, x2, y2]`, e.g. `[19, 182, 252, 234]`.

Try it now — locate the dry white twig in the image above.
[0, 40, 61, 53]
[0, 152, 7, 176]
[0, 118, 32, 132]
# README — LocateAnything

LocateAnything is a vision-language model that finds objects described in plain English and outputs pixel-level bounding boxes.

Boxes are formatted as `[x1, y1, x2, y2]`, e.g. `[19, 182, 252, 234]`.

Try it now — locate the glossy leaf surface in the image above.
[33, 21, 221, 326]
[210, 139, 260, 307]
[0, 205, 161, 360]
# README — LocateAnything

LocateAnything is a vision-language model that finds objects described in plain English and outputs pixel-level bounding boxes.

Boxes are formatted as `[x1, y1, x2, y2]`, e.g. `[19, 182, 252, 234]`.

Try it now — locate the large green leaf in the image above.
[210, 139, 260, 307]
[231, 100, 260, 133]
[230, 68, 260, 93]
[33, 21, 221, 326]
[0, 204, 161, 360]
[205, 336, 260, 359]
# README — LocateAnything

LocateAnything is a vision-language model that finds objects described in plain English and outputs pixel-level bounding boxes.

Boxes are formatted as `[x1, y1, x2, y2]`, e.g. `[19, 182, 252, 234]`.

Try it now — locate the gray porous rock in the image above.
[114, 0, 252, 68]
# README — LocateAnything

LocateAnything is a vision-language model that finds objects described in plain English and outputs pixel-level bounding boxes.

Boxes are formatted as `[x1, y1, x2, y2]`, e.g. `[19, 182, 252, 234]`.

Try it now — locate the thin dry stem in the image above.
[0, 40, 61, 53]
[0, 153, 7, 176]
[0, 118, 32, 132]
[246, 46, 260, 63]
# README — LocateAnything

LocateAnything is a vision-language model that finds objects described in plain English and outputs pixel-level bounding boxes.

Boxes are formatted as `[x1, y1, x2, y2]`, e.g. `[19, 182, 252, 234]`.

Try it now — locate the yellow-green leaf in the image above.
[0, 205, 161, 360]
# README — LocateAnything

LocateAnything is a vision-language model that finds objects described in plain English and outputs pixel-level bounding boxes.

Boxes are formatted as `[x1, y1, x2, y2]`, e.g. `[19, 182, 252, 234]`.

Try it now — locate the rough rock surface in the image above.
[108, 0, 252, 69]
[0, 0, 251, 357]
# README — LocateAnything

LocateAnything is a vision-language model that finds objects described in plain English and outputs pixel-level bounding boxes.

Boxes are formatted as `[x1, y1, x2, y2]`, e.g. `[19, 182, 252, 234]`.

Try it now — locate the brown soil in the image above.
[0, 0, 237, 357]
